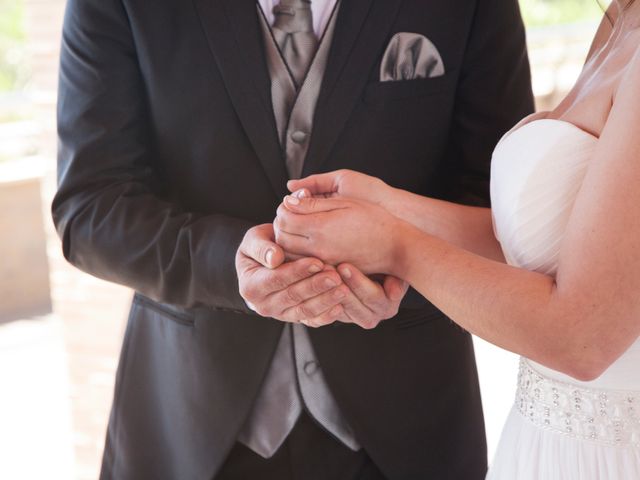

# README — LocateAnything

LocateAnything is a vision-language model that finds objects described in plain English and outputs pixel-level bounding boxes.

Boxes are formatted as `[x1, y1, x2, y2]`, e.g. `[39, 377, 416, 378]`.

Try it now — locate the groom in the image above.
[54, 0, 534, 478]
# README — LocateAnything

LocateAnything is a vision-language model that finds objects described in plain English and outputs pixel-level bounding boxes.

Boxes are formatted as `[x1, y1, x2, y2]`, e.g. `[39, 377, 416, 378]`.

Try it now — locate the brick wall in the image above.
[24, 0, 66, 158]
[22, 3, 132, 479]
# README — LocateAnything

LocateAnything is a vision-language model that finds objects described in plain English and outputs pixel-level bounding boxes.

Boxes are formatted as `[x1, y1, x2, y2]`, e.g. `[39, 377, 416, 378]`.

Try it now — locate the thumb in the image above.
[288, 172, 341, 196]
[240, 224, 286, 269]
[383, 275, 409, 302]
[263, 244, 285, 269]
[283, 194, 346, 214]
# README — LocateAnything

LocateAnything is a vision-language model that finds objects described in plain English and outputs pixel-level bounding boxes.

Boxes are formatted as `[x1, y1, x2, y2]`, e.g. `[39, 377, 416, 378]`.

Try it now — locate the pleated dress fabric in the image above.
[488, 119, 640, 479]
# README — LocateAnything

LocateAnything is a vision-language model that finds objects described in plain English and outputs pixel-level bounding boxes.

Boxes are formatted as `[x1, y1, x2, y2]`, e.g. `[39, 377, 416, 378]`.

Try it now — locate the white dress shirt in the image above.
[258, 0, 338, 38]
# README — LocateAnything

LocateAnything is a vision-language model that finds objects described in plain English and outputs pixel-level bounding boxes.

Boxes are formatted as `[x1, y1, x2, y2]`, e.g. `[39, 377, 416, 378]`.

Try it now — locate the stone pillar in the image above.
[0, 164, 52, 322]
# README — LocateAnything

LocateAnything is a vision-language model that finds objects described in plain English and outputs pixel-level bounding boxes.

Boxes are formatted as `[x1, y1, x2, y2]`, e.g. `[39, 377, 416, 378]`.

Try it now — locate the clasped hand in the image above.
[235, 171, 408, 329]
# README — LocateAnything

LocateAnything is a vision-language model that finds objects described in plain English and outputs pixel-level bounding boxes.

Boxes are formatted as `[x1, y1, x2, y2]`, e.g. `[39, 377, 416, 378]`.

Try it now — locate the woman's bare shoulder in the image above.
[616, 40, 640, 99]
[585, 8, 617, 63]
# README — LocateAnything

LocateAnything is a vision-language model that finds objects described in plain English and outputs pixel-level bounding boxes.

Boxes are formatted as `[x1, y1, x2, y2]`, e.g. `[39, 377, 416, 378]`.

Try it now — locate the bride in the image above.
[272, 0, 640, 478]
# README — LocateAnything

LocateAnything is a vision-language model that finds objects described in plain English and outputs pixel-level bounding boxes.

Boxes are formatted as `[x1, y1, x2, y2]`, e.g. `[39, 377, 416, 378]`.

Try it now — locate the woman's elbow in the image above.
[566, 363, 607, 382]
[547, 301, 620, 382]
[561, 347, 617, 382]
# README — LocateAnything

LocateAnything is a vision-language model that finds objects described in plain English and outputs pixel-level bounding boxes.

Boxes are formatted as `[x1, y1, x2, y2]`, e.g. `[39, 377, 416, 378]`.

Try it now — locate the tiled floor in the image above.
[0, 315, 75, 479]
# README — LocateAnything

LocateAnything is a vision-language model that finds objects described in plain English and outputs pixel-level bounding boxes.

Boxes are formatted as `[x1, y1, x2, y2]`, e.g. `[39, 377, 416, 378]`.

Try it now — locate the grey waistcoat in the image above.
[237, 2, 360, 459]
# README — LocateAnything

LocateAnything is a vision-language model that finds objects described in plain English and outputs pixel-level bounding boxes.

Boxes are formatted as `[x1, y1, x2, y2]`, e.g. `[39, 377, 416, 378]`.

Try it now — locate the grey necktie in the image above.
[238, 3, 360, 459]
[272, 0, 318, 87]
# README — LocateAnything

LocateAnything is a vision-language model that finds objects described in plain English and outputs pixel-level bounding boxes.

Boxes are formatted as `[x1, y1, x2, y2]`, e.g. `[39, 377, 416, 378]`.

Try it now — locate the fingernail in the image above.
[308, 263, 322, 274]
[265, 249, 274, 266]
[340, 267, 352, 279]
[324, 277, 338, 288]
[285, 195, 300, 205]
[294, 189, 307, 198]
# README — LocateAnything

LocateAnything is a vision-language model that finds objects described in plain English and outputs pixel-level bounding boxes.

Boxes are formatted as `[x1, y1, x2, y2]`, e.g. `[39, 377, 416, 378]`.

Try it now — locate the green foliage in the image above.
[0, 0, 28, 92]
[520, 0, 607, 27]
[0, 1, 610, 89]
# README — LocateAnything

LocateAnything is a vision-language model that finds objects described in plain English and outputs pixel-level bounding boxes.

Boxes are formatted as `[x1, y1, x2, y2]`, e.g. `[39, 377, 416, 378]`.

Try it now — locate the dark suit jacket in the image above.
[53, 0, 534, 478]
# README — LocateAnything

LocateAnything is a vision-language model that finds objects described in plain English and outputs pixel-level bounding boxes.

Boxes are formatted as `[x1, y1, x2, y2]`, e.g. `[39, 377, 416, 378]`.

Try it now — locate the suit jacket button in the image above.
[291, 130, 308, 144]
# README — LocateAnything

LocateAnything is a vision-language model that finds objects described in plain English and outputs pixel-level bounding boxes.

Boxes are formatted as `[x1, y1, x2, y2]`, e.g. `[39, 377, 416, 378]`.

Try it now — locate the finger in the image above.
[263, 270, 342, 315]
[275, 204, 306, 234]
[292, 188, 338, 200]
[279, 284, 348, 323]
[274, 224, 316, 258]
[282, 194, 348, 215]
[292, 188, 311, 199]
[272, 213, 306, 262]
[244, 257, 324, 301]
[275, 204, 318, 239]
[337, 287, 375, 328]
[301, 304, 345, 329]
[338, 264, 387, 311]
[383, 275, 410, 303]
[235, 247, 263, 276]
[287, 171, 343, 196]
[283, 251, 305, 262]
[239, 224, 285, 269]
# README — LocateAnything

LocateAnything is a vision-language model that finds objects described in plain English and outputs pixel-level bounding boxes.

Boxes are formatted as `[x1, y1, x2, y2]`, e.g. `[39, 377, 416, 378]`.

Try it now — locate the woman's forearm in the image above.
[384, 187, 505, 262]
[389, 222, 612, 381]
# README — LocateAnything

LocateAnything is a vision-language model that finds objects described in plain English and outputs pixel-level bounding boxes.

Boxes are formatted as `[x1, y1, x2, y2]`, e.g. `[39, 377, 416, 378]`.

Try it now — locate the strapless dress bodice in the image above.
[491, 119, 596, 276]
[490, 118, 640, 392]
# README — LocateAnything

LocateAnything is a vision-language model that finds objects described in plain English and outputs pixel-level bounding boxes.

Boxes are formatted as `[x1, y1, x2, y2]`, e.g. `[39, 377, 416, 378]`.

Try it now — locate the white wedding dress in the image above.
[488, 119, 640, 479]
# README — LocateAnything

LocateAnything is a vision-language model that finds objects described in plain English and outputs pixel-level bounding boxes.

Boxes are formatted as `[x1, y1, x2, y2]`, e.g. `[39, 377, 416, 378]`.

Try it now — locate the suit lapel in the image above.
[192, 0, 289, 199]
[303, 0, 404, 176]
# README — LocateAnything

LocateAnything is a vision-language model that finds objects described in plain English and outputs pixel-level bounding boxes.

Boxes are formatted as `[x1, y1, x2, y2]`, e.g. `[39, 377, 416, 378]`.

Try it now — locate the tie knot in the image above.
[273, 0, 314, 34]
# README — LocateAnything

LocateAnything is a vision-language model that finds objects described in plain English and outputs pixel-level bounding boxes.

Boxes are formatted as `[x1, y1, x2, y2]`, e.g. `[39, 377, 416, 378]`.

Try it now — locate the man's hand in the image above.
[333, 263, 409, 330]
[237, 225, 409, 329]
[236, 224, 346, 327]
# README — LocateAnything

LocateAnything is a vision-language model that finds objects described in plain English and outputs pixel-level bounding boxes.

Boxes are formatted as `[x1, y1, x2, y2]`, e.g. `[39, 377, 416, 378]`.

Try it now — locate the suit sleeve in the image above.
[444, 0, 535, 206]
[52, 0, 254, 312]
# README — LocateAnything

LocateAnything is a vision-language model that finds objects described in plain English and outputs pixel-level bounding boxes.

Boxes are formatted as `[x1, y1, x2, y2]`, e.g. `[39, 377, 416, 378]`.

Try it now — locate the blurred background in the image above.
[0, 1, 608, 478]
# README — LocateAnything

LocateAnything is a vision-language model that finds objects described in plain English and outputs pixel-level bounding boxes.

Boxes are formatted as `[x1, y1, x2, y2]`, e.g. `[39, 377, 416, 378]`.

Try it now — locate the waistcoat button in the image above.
[304, 360, 318, 376]
[291, 130, 308, 144]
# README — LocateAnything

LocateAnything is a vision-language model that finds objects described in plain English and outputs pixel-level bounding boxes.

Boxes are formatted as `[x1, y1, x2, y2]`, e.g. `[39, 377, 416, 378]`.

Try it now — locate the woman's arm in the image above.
[391, 51, 640, 381]
[383, 188, 505, 262]
[289, 172, 505, 261]
[279, 51, 640, 381]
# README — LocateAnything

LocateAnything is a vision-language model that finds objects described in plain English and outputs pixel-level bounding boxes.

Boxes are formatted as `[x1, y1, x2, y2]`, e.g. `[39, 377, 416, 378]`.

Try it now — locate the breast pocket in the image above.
[363, 70, 458, 105]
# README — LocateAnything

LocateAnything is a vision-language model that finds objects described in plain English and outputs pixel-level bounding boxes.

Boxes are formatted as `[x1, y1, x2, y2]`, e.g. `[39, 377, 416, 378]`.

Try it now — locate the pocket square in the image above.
[380, 33, 445, 82]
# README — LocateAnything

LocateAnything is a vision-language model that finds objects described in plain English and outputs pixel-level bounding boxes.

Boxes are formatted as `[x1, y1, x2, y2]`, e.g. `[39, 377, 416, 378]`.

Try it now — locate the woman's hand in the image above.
[287, 169, 395, 207]
[274, 194, 407, 276]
